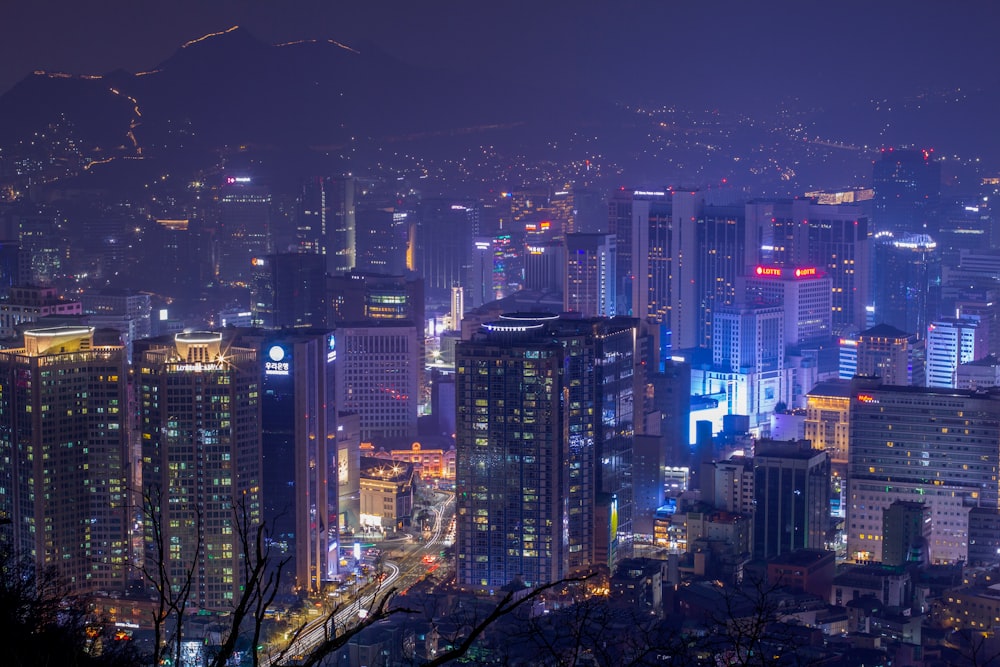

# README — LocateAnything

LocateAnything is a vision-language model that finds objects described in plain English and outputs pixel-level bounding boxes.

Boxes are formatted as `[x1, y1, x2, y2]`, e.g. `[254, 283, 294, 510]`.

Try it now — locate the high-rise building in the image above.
[873, 233, 939, 336]
[334, 323, 419, 441]
[847, 378, 1000, 564]
[455, 323, 565, 591]
[872, 148, 941, 235]
[416, 198, 476, 298]
[217, 178, 272, 285]
[712, 303, 784, 375]
[454, 314, 637, 590]
[804, 380, 853, 463]
[839, 324, 925, 387]
[926, 316, 988, 388]
[747, 198, 872, 334]
[139, 332, 262, 611]
[742, 265, 832, 345]
[564, 233, 616, 317]
[253, 331, 337, 593]
[0, 326, 129, 595]
[269, 252, 328, 329]
[752, 441, 830, 560]
[298, 176, 355, 274]
[450, 286, 464, 330]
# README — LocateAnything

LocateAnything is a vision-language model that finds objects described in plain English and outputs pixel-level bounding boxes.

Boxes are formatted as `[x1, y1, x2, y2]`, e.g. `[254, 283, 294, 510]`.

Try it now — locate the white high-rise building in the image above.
[742, 265, 832, 345]
[335, 323, 419, 441]
[926, 317, 987, 388]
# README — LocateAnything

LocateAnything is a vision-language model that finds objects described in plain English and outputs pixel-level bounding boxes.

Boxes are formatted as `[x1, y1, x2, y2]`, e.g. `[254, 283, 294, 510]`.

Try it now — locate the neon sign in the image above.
[755, 266, 782, 277]
[794, 267, 817, 277]
[856, 394, 879, 403]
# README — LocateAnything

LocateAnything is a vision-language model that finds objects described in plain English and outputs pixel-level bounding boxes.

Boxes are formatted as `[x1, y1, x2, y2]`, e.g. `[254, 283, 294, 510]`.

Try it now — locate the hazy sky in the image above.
[3, 1, 1000, 111]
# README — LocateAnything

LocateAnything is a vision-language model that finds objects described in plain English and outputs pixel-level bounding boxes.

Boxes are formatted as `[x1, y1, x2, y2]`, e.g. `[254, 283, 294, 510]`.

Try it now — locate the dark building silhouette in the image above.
[752, 440, 830, 560]
[872, 148, 941, 235]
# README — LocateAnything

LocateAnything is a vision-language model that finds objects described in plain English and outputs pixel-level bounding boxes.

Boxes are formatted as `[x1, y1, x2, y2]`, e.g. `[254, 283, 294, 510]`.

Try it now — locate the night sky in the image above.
[4, 1, 1000, 112]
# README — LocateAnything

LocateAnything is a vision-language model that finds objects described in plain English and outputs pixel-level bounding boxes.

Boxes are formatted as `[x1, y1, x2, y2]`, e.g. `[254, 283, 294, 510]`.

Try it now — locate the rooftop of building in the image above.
[768, 549, 836, 568]
[962, 354, 1000, 368]
[359, 456, 415, 483]
[807, 379, 854, 399]
[859, 323, 913, 340]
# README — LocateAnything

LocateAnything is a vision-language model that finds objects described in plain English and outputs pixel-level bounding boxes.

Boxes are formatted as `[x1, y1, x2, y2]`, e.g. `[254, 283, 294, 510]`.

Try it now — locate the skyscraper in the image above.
[564, 233, 616, 317]
[454, 314, 637, 590]
[926, 316, 988, 388]
[752, 440, 830, 560]
[839, 324, 925, 387]
[298, 176, 356, 275]
[873, 233, 938, 336]
[334, 322, 419, 441]
[0, 326, 129, 595]
[139, 332, 262, 611]
[269, 252, 328, 329]
[872, 148, 941, 235]
[254, 330, 337, 593]
[847, 378, 1000, 564]
[455, 322, 565, 590]
[217, 178, 272, 285]
[742, 265, 832, 345]
[747, 198, 872, 334]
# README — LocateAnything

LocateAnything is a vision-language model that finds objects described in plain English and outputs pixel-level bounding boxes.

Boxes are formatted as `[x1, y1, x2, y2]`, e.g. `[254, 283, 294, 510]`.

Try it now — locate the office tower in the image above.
[416, 198, 475, 298]
[742, 265, 832, 345]
[872, 148, 941, 235]
[336, 412, 361, 532]
[217, 178, 272, 285]
[608, 188, 672, 319]
[450, 286, 464, 330]
[12, 205, 63, 285]
[355, 204, 407, 275]
[712, 303, 784, 375]
[454, 314, 637, 590]
[649, 361, 692, 467]
[328, 271, 424, 326]
[804, 380, 852, 463]
[752, 441, 830, 560]
[455, 324, 565, 590]
[523, 240, 564, 293]
[747, 198, 872, 334]
[269, 252, 327, 329]
[0, 326, 129, 595]
[632, 191, 700, 346]
[847, 379, 1000, 564]
[873, 233, 938, 336]
[334, 322, 419, 441]
[297, 176, 355, 274]
[0, 286, 82, 338]
[694, 203, 747, 349]
[255, 331, 336, 592]
[839, 324, 925, 387]
[926, 316, 988, 388]
[693, 302, 788, 427]
[881, 501, 930, 567]
[564, 233, 616, 317]
[490, 234, 520, 297]
[467, 238, 494, 309]
[148, 217, 209, 299]
[936, 195, 994, 255]
[139, 332, 261, 611]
